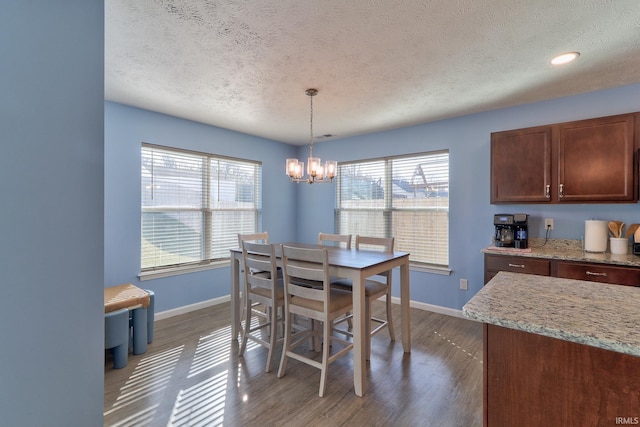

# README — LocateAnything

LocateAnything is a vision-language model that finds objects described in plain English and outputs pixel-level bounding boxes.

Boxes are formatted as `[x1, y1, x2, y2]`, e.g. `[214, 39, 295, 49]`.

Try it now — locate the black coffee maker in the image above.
[494, 213, 529, 249]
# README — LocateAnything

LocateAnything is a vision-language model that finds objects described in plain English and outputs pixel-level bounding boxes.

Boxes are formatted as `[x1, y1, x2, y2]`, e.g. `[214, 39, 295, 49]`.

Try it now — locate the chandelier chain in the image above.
[309, 90, 314, 157]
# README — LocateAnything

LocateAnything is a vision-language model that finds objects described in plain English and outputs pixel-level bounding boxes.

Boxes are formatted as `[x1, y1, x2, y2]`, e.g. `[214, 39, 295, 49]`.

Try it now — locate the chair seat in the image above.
[331, 278, 388, 297]
[291, 288, 353, 312]
[250, 284, 285, 300]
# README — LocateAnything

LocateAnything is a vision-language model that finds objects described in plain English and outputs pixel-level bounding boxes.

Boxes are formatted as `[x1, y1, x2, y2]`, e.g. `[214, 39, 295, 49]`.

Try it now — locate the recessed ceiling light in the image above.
[550, 52, 580, 65]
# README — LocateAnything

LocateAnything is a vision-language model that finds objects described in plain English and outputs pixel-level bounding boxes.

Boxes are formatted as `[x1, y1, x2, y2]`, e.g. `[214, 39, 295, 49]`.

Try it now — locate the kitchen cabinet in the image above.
[490, 112, 638, 204]
[484, 324, 640, 426]
[484, 253, 640, 286]
[466, 272, 640, 426]
[490, 126, 552, 203]
[553, 261, 640, 287]
[484, 253, 549, 284]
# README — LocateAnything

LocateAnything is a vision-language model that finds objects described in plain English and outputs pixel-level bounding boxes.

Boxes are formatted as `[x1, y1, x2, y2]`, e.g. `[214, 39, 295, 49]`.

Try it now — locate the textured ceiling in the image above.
[105, 0, 640, 145]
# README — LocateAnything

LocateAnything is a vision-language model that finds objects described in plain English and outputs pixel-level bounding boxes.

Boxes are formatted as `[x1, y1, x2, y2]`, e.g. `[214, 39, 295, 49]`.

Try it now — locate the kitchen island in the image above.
[463, 271, 640, 426]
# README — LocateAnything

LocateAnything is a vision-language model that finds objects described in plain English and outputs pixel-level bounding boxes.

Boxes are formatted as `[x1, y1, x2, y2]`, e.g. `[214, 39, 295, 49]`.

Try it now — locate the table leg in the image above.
[353, 273, 366, 397]
[131, 307, 148, 355]
[400, 260, 411, 353]
[231, 253, 241, 341]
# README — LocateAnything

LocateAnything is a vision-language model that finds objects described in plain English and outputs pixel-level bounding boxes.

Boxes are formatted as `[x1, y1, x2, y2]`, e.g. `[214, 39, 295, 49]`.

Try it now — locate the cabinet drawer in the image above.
[485, 254, 550, 276]
[556, 262, 640, 286]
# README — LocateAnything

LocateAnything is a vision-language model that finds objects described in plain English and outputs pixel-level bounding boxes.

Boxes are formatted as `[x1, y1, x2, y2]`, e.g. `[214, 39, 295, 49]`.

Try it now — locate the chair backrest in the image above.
[356, 236, 395, 280]
[281, 245, 331, 313]
[242, 241, 279, 295]
[318, 232, 352, 249]
[238, 232, 269, 247]
[355, 235, 394, 252]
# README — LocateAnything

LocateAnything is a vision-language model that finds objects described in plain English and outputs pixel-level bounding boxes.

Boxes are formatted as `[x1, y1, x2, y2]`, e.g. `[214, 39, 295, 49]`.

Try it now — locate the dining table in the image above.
[229, 242, 411, 397]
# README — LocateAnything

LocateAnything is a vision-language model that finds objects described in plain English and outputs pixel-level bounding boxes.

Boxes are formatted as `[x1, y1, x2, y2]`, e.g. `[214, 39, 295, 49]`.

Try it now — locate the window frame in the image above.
[335, 150, 450, 272]
[140, 143, 262, 279]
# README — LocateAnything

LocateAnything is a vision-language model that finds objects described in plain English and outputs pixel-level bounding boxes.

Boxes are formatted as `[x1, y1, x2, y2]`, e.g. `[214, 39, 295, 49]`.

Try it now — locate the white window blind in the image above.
[141, 144, 262, 271]
[336, 151, 449, 267]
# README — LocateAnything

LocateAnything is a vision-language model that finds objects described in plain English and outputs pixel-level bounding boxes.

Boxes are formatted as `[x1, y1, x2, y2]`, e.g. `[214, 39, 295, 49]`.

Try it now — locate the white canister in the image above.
[584, 220, 608, 253]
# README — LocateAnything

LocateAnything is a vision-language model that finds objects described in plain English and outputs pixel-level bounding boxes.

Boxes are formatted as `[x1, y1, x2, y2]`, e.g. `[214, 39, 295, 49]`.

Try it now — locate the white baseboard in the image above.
[155, 295, 230, 321]
[389, 296, 465, 319]
[155, 294, 464, 321]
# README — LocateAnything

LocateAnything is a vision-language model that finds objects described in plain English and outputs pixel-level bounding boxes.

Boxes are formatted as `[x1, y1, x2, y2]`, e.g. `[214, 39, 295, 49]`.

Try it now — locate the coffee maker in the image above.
[494, 213, 529, 249]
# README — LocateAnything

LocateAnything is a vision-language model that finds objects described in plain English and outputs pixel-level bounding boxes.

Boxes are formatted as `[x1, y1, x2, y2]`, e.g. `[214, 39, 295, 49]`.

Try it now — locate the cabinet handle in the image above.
[508, 263, 525, 269]
[545, 184, 550, 199]
[559, 183, 564, 198]
[586, 271, 607, 277]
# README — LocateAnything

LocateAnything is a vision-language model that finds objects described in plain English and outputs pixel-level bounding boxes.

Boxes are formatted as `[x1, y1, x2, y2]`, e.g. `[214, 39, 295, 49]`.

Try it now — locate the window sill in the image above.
[139, 260, 228, 281]
[411, 264, 452, 275]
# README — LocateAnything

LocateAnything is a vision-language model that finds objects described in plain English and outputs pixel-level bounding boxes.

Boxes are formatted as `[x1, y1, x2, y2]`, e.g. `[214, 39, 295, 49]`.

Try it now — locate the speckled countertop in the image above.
[482, 238, 640, 267]
[463, 271, 640, 357]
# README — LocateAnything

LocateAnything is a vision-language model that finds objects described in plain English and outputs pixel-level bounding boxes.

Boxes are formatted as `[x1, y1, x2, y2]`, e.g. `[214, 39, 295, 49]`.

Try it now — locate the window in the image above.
[141, 144, 262, 272]
[336, 151, 449, 267]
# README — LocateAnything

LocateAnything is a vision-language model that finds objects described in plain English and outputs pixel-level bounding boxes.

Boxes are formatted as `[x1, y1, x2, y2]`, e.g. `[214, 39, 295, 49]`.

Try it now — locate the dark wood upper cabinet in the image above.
[491, 112, 638, 204]
[491, 126, 552, 203]
[558, 114, 636, 202]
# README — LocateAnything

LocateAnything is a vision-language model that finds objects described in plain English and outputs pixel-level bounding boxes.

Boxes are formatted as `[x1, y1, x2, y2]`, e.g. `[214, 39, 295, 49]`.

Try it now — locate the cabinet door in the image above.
[491, 126, 552, 203]
[558, 114, 636, 202]
[555, 261, 640, 286]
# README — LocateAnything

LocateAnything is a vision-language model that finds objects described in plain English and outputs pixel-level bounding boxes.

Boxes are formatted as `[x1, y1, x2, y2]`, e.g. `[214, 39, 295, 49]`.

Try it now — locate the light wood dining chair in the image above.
[318, 232, 352, 249]
[317, 232, 353, 328]
[239, 241, 284, 373]
[332, 236, 396, 360]
[277, 245, 354, 397]
[238, 231, 280, 278]
[238, 231, 269, 247]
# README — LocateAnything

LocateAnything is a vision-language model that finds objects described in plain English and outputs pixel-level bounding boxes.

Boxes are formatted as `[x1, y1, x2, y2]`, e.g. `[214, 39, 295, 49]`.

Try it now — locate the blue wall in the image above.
[105, 103, 298, 311]
[1, 1, 104, 425]
[106, 85, 640, 314]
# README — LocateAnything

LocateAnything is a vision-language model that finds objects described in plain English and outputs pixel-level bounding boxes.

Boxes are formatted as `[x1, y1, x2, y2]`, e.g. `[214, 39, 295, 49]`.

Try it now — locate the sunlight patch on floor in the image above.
[104, 345, 184, 418]
[168, 370, 228, 427]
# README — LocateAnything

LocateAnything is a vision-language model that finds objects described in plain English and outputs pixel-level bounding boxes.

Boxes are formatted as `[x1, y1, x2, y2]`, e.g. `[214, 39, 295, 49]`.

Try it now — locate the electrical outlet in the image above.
[545, 218, 554, 230]
[460, 278, 468, 290]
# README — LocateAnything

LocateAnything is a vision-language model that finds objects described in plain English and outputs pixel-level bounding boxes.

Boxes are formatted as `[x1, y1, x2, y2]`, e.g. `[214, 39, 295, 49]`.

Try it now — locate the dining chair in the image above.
[277, 245, 354, 397]
[317, 232, 354, 328]
[318, 232, 352, 249]
[238, 232, 269, 247]
[239, 241, 284, 373]
[332, 236, 396, 360]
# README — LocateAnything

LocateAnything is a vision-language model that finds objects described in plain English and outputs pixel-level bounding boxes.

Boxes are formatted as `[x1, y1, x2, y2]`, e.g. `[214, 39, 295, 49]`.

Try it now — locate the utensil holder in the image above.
[610, 237, 628, 255]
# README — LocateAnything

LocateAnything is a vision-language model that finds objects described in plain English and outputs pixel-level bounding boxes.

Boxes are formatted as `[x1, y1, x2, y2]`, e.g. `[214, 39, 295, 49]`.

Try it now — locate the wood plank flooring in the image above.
[104, 302, 483, 427]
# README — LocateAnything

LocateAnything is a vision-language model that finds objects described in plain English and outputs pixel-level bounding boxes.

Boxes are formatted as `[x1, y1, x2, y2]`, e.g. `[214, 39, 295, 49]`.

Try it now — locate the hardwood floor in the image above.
[104, 302, 483, 427]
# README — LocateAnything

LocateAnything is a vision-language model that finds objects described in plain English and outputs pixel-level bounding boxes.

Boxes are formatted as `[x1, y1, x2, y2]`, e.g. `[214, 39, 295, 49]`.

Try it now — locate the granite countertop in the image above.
[463, 271, 640, 357]
[482, 238, 640, 267]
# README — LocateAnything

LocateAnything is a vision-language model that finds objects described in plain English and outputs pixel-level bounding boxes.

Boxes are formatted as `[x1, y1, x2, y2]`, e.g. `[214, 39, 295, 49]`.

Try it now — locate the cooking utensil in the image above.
[625, 223, 639, 238]
[608, 221, 619, 237]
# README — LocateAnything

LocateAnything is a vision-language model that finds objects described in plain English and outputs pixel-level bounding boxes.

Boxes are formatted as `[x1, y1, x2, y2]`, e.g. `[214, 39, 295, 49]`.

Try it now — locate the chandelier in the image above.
[285, 88, 337, 184]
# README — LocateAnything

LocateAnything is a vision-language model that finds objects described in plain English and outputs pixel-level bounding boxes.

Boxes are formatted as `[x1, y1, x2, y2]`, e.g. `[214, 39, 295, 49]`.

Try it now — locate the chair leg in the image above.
[277, 310, 292, 378]
[265, 303, 278, 373]
[112, 343, 128, 369]
[386, 292, 395, 342]
[239, 294, 251, 357]
[319, 320, 331, 397]
[365, 298, 372, 361]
